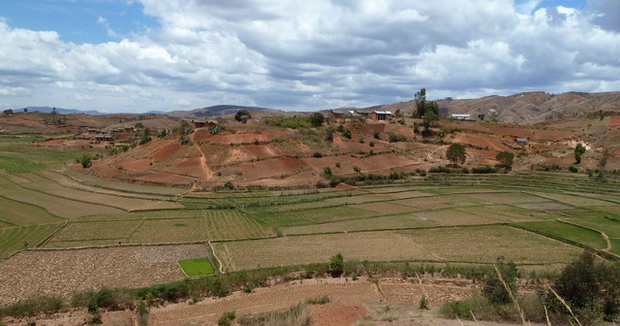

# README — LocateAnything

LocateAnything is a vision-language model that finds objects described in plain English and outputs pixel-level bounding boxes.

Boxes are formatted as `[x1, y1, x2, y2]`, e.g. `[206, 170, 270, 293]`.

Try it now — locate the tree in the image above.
[234, 109, 251, 122]
[139, 127, 152, 145]
[422, 110, 439, 136]
[446, 143, 466, 167]
[80, 154, 92, 168]
[3, 109, 13, 116]
[309, 112, 325, 127]
[483, 257, 519, 305]
[329, 253, 344, 277]
[547, 250, 620, 322]
[414, 88, 427, 118]
[496, 151, 514, 168]
[574, 143, 586, 164]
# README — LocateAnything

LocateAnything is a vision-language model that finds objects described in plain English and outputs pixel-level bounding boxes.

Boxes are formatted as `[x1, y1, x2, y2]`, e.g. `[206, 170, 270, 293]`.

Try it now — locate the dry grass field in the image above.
[215, 225, 584, 272]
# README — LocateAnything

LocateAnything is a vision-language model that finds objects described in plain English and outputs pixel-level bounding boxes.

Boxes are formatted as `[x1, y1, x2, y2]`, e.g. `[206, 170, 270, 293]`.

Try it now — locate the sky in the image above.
[0, 0, 619, 113]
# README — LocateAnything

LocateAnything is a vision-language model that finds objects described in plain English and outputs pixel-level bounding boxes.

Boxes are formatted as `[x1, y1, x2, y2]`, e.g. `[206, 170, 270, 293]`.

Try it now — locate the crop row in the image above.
[0, 224, 64, 259]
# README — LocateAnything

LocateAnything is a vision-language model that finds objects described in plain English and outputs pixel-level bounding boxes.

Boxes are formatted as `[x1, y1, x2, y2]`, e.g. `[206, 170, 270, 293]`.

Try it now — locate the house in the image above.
[515, 138, 528, 146]
[123, 126, 135, 132]
[93, 134, 113, 142]
[354, 109, 372, 118]
[330, 110, 354, 123]
[371, 110, 392, 121]
[451, 114, 471, 120]
[192, 119, 207, 128]
[87, 127, 99, 134]
[238, 115, 251, 124]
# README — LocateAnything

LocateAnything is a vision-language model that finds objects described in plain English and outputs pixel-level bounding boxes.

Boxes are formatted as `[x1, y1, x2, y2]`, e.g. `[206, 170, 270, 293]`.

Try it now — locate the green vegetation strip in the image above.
[178, 258, 215, 276]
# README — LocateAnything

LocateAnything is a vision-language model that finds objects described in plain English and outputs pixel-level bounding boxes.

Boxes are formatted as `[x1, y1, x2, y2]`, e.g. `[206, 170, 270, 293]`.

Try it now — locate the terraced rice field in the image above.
[0, 132, 619, 307]
[215, 225, 584, 272]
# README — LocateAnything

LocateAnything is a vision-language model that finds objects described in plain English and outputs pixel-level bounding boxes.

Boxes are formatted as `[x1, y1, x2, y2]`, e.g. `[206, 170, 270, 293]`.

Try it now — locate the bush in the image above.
[210, 278, 230, 298]
[483, 257, 519, 306]
[0, 296, 63, 318]
[80, 154, 92, 168]
[306, 295, 330, 305]
[429, 166, 451, 173]
[388, 133, 408, 142]
[342, 128, 352, 139]
[218, 311, 236, 326]
[312, 152, 323, 158]
[329, 253, 344, 277]
[471, 165, 497, 174]
[569, 165, 579, 173]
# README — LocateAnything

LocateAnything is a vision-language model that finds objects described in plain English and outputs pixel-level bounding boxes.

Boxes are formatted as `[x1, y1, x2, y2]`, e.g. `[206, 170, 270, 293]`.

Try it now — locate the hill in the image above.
[81, 114, 618, 189]
[381, 91, 620, 124]
[3, 91, 619, 189]
[166, 105, 275, 118]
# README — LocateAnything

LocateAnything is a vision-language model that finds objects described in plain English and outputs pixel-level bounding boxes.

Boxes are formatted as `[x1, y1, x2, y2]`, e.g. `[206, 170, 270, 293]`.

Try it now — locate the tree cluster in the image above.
[548, 251, 620, 323]
[413, 88, 440, 136]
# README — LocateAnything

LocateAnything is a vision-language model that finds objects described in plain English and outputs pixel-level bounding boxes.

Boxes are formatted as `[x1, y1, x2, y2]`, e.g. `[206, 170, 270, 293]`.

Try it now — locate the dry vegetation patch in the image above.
[459, 192, 550, 205]
[281, 213, 438, 235]
[0, 244, 207, 306]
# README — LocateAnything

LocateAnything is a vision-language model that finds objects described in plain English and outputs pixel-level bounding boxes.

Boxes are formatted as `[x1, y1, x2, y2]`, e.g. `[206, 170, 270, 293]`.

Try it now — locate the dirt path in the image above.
[148, 277, 542, 326]
[190, 132, 214, 180]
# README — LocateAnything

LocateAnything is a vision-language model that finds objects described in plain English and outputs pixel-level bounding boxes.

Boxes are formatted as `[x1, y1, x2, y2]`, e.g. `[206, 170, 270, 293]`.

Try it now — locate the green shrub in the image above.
[312, 152, 323, 158]
[218, 311, 236, 326]
[329, 253, 344, 277]
[388, 133, 407, 142]
[482, 257, 519, 305]
[80, 154, 92, 168]
[342, 128, 352, 139]
[0, 296, 63, 318]
[429, 166, 451, 173]
[306, 295, 330, 305]
[210, 278, 231, 298]
[472, 165, 497, 174]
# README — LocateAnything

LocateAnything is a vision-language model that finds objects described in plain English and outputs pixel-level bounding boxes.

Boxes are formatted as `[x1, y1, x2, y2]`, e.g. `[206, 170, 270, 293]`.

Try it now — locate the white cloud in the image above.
[0, 0, 619, 112]
[0, 87, 30, 96]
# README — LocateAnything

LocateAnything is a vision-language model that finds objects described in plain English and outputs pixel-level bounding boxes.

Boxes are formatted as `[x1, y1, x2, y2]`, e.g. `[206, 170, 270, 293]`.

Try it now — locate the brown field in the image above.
[0, 244, 208, 306]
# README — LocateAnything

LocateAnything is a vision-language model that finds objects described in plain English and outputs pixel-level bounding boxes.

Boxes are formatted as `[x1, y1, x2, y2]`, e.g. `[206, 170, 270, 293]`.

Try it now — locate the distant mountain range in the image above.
[165, 105, 273, 118]
[14, 91, 620, 123]
[20, 107, 103, 115]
